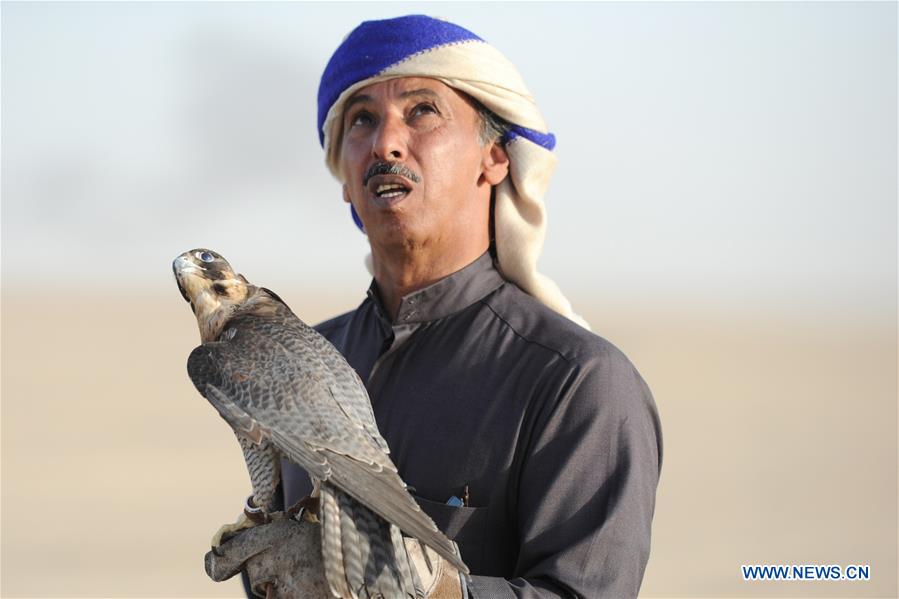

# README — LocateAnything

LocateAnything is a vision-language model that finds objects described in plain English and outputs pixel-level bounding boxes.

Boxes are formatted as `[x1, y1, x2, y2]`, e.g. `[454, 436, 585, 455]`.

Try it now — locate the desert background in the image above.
[2, 2, 896, 598]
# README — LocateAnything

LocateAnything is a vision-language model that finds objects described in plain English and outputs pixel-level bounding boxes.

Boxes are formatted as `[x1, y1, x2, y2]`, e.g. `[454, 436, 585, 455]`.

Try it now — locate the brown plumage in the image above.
[173, 248, 467, 598]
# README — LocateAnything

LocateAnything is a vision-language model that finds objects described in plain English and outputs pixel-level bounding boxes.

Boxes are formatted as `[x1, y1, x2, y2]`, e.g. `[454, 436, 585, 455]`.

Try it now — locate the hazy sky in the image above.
[2, 2, 895, 320]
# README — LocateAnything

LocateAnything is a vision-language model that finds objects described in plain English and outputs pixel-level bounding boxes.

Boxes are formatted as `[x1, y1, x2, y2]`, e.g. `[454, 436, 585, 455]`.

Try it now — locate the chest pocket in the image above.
[412, 494, 490, 572]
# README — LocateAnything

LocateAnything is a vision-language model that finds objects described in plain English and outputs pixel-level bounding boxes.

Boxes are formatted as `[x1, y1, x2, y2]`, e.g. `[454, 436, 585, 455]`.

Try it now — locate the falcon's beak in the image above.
[173, 254, 203, 304]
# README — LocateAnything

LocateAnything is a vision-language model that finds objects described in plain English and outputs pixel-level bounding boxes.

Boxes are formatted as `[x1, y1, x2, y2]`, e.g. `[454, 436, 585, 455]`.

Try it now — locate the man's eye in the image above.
[410, 103, 438, 117]
[349, 111, 374, 127]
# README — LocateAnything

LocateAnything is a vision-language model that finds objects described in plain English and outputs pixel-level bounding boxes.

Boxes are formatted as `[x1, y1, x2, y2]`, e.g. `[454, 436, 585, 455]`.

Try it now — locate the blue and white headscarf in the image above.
[318, 15, 588, 329]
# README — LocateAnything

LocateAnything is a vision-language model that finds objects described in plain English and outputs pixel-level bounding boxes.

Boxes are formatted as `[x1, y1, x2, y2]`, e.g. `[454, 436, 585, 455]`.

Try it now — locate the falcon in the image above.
[173, 248, 467, 598]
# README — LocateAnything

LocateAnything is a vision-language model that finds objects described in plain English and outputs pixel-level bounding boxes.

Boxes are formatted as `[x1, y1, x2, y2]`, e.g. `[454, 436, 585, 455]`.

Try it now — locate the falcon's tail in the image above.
[320, 482, 425, 599]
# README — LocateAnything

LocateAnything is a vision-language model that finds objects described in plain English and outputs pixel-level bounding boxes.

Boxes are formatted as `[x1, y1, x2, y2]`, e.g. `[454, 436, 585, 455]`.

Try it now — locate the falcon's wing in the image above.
[301, 328, 391, 455]
[187, 341, 332, 479]
[186, 316, 462, 569]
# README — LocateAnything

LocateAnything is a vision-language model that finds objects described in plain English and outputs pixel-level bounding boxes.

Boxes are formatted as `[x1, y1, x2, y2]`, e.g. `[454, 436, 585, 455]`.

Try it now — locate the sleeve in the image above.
[467, 346, 663, 599]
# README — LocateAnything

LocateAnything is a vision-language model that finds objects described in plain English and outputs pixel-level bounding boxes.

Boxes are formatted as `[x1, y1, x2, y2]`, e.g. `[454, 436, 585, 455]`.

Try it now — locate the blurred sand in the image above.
[1, 288, 895, 597]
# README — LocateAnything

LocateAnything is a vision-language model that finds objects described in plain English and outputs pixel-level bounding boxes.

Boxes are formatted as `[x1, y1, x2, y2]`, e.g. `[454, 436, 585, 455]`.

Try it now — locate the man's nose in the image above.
[371, 113, 408, 161]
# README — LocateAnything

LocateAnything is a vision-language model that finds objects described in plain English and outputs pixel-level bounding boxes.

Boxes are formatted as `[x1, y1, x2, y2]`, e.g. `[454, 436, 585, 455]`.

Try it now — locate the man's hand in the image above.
[204, 517, 467, 598]
[205, 517, 330, 598]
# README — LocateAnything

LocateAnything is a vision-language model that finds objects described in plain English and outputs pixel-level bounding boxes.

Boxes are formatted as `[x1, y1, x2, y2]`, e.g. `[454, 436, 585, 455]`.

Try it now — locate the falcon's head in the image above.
[173, 248, 252, 342]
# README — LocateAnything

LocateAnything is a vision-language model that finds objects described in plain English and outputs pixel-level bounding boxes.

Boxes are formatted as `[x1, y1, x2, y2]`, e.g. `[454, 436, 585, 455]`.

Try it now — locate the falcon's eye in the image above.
[196, 251, 215, 263]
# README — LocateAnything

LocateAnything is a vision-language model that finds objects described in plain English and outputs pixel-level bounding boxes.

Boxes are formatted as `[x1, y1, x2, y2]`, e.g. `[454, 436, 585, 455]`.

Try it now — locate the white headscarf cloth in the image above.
[320, 21, 589, 329]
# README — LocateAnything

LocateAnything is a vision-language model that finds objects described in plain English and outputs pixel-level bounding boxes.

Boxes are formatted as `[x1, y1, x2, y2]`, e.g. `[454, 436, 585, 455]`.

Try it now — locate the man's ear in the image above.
[481, 142, 510, 186]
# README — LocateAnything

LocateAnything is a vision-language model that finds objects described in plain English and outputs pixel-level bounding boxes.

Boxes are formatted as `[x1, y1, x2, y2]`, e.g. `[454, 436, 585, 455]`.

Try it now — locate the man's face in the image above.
[338, 77, 507, 255]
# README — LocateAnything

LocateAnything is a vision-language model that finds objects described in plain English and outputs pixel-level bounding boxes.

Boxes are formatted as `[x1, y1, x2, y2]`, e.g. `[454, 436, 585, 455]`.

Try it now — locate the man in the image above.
[210, 14, 662, 599]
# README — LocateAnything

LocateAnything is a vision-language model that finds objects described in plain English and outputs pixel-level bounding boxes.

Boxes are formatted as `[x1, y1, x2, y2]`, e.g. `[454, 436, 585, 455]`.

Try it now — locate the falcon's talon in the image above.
[211, 512, 256, 548]
[286, 495, 320, 524]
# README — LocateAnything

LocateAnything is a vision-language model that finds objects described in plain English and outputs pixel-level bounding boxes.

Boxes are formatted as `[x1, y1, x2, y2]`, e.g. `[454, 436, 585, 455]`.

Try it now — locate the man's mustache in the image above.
[363, 161, 422, 187]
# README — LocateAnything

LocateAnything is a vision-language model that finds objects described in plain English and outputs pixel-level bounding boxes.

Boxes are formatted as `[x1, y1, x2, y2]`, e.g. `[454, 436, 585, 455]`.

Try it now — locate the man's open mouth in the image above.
[375, 183, 409, 198]
[367, 175, 413, 201]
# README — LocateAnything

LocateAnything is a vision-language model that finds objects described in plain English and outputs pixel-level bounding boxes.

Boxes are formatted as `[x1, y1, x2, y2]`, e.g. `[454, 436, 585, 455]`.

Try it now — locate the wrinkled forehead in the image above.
[345, 76, 456, 101]
[341, 76, 476, 121]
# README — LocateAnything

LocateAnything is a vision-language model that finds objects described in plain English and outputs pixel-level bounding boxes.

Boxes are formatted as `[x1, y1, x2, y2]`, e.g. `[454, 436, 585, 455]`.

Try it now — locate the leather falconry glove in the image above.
[205, 516, 468, 599]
